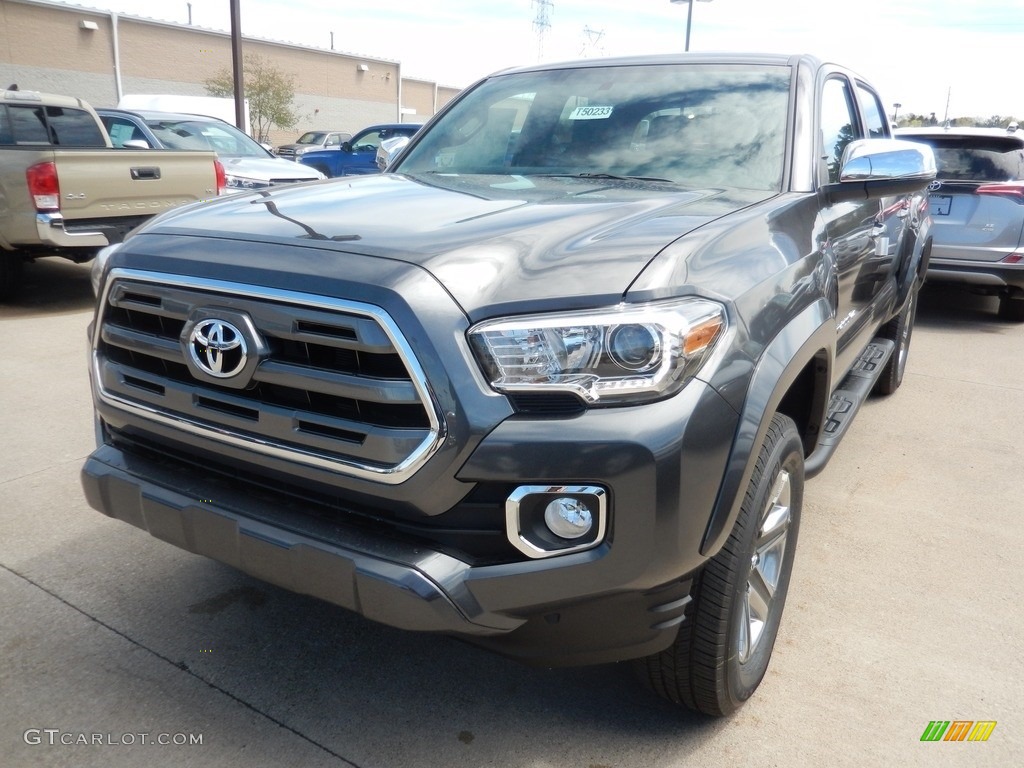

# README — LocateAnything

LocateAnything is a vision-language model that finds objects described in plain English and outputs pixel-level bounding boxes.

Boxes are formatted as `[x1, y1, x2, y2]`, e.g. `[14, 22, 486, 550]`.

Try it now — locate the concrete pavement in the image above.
[1, 257, 1020, 767]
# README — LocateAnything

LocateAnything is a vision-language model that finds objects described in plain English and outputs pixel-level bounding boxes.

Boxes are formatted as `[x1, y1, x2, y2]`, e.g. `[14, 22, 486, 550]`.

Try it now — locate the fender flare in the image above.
[894, 197, 933, 309]
[699, 297, 834, 557]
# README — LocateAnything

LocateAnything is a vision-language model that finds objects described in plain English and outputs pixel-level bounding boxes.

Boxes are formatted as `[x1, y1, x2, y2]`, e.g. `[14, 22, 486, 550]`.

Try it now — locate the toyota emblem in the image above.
[188, 319, 248, 378]
[927, 180, 942, 192]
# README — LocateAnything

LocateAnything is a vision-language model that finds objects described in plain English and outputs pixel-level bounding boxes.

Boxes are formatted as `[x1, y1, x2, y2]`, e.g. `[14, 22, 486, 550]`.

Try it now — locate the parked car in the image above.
[896, 125, 1024, 321]
[275, 130, 352, 161]
[0, 88, 222, 299]
[84, 53, 934, 716]
[298, 123, 421, 177]
[97, 108, 325, 192]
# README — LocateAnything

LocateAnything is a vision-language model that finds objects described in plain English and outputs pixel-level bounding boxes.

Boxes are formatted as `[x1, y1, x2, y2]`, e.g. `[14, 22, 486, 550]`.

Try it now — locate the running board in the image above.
[804, 338, 895, 479]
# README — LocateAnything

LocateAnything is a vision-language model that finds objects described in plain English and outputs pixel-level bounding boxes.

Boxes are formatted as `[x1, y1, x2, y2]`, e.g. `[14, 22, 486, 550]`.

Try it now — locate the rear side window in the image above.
[2, 104, 105, 146]
[855, 84, 888, 139]
[910, 136, 1024, 182]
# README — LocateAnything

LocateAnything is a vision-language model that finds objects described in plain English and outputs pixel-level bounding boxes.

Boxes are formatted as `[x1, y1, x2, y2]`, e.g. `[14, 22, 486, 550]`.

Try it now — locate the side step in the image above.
[804, 338, 895, 479]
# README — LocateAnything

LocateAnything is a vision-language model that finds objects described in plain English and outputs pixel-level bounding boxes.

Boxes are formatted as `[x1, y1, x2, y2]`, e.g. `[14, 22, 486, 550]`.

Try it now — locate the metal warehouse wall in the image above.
[0, 0, 461, 145]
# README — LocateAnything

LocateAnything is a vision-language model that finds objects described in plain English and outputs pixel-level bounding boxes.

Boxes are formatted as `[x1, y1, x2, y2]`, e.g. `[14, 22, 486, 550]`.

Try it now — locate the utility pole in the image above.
[229, 0, 245, 133]
[533, 0, 553, 62]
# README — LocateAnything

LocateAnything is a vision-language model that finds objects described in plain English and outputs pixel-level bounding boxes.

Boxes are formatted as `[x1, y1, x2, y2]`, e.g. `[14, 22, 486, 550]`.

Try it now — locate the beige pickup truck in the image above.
[0, 88, 223, 298]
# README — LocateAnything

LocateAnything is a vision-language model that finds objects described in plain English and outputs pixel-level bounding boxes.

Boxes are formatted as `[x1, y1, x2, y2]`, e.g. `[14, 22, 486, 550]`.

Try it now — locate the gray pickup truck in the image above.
[0, 89, 222, 298]
[82, 53, 935, 716]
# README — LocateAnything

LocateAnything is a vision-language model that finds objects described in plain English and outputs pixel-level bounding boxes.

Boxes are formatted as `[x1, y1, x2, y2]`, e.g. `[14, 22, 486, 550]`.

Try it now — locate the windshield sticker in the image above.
[569, 106, 614, 120]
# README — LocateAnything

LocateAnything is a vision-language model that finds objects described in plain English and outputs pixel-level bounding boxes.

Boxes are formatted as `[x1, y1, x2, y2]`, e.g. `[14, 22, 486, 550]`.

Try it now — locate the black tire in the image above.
[638, 413, 803, 716]
[873, 284, 919, 396]
[998, 294, 1024, 322]
[0, 254, 25, 301]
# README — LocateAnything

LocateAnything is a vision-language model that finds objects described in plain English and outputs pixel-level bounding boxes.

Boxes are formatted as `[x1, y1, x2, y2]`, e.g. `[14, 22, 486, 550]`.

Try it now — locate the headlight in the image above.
[225, 175, 272, 190]
[468, 298, 726, 405]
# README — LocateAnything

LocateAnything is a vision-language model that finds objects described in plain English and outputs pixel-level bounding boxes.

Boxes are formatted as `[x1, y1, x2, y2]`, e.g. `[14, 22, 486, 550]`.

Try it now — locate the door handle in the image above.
[130, 167, 161, 180]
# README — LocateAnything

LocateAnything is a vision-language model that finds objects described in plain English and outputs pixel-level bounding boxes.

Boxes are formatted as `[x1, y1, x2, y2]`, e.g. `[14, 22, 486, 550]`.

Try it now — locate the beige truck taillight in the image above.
[215, 159, 227, 196]
[26, 161, 60, 211]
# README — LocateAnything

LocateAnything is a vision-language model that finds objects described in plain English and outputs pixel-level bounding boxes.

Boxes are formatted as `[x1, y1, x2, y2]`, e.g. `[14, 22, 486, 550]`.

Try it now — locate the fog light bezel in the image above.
[505, 485, 607, 559]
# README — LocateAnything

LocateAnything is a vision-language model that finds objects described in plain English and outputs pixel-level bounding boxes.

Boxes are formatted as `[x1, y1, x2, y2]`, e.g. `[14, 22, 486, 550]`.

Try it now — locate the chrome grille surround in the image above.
[92, 268, 447, 484]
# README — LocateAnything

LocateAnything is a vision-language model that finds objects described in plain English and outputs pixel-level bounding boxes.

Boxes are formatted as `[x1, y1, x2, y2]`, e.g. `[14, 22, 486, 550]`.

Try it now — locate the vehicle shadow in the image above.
[915, 282, 1006, 332]
[0, 258, 95, 318]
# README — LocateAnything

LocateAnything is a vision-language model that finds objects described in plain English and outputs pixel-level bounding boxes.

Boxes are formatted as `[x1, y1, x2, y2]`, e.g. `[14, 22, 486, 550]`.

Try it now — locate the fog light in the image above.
[544, 497, 593, 539]
[505, 485, 607, 559]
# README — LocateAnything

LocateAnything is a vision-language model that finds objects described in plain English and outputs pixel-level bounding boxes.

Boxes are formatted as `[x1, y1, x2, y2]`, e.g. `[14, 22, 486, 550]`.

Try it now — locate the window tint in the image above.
[7, 105, 50, 144]
[0, 107, 13, 145]
[45, 106, 106, 146]
[908, 136, 1024, 182]
[820, 77, 861, 183]
[3, 104, 106, 146]
[855, 84, 888, 139]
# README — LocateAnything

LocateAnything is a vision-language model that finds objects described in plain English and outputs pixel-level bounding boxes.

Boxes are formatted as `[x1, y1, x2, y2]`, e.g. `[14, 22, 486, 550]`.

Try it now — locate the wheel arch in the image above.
[699, 298, 833, 557]
[894, 197, 933, 311]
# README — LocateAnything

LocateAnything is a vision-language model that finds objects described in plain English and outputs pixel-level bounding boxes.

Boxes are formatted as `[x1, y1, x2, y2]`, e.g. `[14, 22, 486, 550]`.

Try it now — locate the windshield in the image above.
[145, 118, 270, 157]
[396, 63, 791, 191]
[296, 132, 328, 145]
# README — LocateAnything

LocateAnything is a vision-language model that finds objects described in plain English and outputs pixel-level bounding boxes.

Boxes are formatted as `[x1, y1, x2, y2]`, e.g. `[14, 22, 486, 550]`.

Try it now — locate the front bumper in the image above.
[82, 374, 735, 665]
[81, 443, 521, 636]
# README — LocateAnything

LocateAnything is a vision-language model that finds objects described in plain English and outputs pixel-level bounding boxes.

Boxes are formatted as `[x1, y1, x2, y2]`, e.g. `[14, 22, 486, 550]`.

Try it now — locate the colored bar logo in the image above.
[921, 721, 997, 742]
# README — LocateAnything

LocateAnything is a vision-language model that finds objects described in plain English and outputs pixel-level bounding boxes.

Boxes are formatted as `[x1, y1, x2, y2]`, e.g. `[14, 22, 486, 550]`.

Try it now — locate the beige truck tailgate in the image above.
[53, 149, 219, 220]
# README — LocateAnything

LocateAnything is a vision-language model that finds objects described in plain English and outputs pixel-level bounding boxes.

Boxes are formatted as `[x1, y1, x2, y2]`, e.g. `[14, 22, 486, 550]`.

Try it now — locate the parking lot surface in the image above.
[2, 258, 1021, 767]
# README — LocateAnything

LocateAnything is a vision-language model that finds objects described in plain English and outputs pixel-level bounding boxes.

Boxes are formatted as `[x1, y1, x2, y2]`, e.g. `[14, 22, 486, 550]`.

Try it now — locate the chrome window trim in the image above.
[92, 268, 447, 485]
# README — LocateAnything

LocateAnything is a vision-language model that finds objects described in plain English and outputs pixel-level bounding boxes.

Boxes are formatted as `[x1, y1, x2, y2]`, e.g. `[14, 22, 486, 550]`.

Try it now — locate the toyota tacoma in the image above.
[82, 54, 935, 715]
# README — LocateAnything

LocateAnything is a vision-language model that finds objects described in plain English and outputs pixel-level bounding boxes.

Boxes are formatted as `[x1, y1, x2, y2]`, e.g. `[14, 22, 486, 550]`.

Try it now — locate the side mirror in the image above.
[376, 135, 410, 171]
[827, 139, 936, 203]
[122, 139, 151, 149]
[341, 141, 353, 152]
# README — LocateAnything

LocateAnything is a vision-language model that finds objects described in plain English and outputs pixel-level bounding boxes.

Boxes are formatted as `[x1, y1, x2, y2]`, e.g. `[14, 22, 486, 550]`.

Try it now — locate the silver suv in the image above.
[275, 130, 352, 161]
[897, 126, 1024, 321]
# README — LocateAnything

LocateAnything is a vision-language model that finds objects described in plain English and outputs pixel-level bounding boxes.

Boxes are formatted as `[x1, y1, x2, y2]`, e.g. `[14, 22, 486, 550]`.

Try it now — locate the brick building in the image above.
[0, 0, 463, 146]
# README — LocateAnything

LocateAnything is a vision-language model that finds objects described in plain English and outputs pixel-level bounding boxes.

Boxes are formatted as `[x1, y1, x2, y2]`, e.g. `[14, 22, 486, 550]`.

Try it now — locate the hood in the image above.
[275, 144, 322, 153]
[137, 173, 771, 316]
[220, 155, 325, 183]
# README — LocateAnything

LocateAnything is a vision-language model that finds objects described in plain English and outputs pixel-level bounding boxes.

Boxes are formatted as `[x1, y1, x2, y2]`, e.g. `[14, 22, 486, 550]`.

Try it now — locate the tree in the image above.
[205, 52, 299, 142]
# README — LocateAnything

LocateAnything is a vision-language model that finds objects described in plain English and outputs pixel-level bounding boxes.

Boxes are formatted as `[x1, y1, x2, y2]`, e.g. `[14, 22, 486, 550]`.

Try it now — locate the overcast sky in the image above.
[73, 0, 1022, 120]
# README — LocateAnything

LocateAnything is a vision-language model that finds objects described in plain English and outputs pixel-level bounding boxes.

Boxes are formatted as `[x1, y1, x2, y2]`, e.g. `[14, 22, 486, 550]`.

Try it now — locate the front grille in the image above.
[105, 427, 521, 565]
[93, 271, 444, 483]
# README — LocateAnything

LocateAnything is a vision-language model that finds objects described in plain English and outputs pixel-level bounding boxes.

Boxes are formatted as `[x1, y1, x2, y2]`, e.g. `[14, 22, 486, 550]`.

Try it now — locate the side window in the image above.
[855, 84, 888, 139]
[820, 77, 861, 183]
[7, 105, 50, 144]
[0, 106, 12, 145]
[4, 105, 106, 146]
[103, 116, 144, 148]
[352, 131, 383, 152]
[44, 106, 106, 146]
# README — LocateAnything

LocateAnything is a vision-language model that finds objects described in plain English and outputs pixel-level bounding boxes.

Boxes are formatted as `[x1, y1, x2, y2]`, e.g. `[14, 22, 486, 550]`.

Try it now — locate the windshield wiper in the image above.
[537, 172, 676, 183]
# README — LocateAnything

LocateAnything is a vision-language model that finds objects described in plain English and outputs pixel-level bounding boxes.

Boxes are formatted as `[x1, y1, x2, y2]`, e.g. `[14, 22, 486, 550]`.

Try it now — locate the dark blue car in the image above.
[298, 123, 421, 177]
